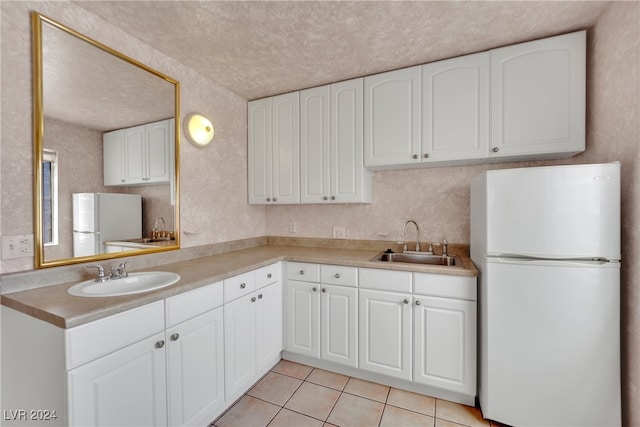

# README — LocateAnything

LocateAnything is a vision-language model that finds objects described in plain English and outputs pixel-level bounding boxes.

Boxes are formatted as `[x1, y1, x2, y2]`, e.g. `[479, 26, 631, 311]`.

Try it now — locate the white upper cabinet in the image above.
[301, 79, 371, 204]
[490, 31, 586, 159]
[248, 92, 300, 204]
[364, 66, 421, 168]
[422, 52, 490, 163]
[104, 118, 173, 186]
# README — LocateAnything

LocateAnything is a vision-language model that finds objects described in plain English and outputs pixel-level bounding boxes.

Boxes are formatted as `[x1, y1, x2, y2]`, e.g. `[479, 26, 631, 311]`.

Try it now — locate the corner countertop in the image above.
[1, 245, 477, 329]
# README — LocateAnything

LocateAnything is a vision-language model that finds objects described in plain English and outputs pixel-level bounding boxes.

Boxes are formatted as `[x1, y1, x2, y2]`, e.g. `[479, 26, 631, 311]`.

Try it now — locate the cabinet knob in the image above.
[312, 287, 317, 292]
[240, 283, 246, 289]
[323, 196, 328, 201]
[273, 197, 277, 202]
[121, 179, 125, 182]
[155, 340, 165, 349]
[251, 297, 257, 302]
[403, 299, 409, 304]
[267, 198, 271, 202]
[415, 300, 422, 306]
[331, 196, 336, 200]
[299, 270, 305, 275]
[492, 147, 499, 153]
[267, 273, 272, 279]
[412, 154, 419, 159]
[258, 294, 263, 299]
[424, 153, 430, 159]
[322, 288, 327, 293]
[334, 273, 340, 279]
[170, 333, 180, 341]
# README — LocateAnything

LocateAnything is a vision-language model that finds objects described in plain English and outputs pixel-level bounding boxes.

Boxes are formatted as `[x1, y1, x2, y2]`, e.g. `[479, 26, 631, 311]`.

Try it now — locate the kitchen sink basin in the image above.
[372, 251, 462, 267]
[68, 271, 181, 297]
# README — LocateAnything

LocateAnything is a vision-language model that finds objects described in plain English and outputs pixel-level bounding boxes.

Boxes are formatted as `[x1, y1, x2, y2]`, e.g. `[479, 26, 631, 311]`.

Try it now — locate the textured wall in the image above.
[0, 1, 266, 273]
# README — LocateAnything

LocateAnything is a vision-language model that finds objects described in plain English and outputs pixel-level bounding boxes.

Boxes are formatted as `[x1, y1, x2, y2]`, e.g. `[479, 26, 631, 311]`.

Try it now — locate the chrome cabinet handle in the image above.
[312, 287, 317, 292]
[155, 340, 165, 349]
[322, 288, 327, 293]
[273, 197, 277, 202]
[492, 147, 499, 153]
[323, 196, 328, 200]
[267, 273, 272, 279]
[267, 197, 271, 202]
[299, 270, 305, 275]
[415, 300, 422, 306]
[251, 297, 256, 302]
[240, 283, 246, 289]
[331, 196, 336, 200]
[258, 294, 263, 299]
[424, 153, 429, 158]
[404, 299, 410, 304]
[334, 273, 340, 279]
[412, 154, 418, 159]
[170, 333, 180, 341]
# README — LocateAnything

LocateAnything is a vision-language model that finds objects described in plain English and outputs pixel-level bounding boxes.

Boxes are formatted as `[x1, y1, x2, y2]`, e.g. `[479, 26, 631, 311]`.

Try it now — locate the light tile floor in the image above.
[211, 360, 506, 427]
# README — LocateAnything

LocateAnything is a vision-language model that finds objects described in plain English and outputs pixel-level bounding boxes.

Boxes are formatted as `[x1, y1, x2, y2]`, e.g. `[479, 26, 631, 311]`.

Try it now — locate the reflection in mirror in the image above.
[33, 12, 180, 268]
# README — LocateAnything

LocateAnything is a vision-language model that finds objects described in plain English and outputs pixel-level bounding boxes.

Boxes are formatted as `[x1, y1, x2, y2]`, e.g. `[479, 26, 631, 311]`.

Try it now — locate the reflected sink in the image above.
[68, 272, 181, 297]
[372, 251, 462, 267]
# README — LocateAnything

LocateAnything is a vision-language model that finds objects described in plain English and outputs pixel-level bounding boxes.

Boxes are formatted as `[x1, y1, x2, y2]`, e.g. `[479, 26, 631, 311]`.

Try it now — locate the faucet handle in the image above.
[442, 238, 449, 256]
[117, 258, 134, 277]
[87, 264, 109, 282]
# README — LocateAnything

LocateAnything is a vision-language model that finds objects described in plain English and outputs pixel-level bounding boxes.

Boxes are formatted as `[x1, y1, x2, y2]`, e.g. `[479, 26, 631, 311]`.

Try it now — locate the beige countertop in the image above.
[1, 245, 477, 329]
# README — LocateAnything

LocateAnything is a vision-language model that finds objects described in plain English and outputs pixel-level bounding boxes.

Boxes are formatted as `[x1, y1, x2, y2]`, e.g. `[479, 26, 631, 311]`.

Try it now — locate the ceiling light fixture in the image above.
[184, 113, 214, 147]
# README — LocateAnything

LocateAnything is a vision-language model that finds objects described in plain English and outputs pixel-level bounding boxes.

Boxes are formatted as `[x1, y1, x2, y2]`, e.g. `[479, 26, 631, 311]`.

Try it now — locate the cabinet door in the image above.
[146, 120, 171, 184]
[358, 289, 412, 380]
[364, 66, 421, 168]
[67, 332, 167, 427]
[103, 130, 125, 186]
[248, 98, 273, 204]
[272, 92, 300, 204]
[413, 296, 476, 395]
[321, 284, 358, 367]
[167, 307, 225, 427]
[124, 125, 147, 184]
[300, 86, 330, 203]
[284, 280, 320, 358]
[255, 281, 283, 372]
[224, 294, 257, 400]
[422, 53, 489, 162]
[490, 31, 585, 158]
[331, 78, 370, 203]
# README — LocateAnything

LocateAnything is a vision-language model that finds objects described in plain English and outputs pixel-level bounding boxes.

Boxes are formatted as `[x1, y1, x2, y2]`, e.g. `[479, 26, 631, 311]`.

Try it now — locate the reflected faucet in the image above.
[402, 220, 421, 253]
[153, 217, 166, 239]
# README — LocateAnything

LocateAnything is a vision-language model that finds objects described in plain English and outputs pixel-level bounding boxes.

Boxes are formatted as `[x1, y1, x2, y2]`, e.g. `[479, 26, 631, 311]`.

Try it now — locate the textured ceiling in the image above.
[72, 1, 611, 101]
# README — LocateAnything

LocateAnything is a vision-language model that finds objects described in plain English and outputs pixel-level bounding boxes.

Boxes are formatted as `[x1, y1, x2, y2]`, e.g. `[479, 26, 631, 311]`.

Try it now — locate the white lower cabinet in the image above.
[67, 332, 168, 426]
[224, 280, 282, 401]
[285, 263, 358, 368]
[358, 289, 412, 380]
[166, 307, 225, 426]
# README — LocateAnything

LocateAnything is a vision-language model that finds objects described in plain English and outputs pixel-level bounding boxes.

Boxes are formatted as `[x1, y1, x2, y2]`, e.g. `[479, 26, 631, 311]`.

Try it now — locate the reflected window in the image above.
[42, 149, 58, 246]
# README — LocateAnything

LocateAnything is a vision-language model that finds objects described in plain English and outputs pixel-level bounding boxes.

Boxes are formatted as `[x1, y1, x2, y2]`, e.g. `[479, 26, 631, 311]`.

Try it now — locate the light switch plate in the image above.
[332, 226, 346, 239]
[2, 234, 34, 259]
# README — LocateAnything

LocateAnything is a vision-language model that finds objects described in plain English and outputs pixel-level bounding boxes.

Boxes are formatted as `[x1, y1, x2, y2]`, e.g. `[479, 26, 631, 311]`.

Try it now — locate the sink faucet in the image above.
[110, 258, 134, 279]
[442, 238, 449, 257]
[402, 220, 421, 252]
[87, 264, 110, 282]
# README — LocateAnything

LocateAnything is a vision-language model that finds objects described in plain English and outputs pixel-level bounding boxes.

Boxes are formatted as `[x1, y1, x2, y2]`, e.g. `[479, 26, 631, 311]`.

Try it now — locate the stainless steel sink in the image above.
[372, 251, 462, 267]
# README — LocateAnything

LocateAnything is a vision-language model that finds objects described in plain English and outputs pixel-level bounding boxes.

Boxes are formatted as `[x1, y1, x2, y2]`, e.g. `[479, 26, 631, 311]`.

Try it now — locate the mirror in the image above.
[32, 12, 180, 268]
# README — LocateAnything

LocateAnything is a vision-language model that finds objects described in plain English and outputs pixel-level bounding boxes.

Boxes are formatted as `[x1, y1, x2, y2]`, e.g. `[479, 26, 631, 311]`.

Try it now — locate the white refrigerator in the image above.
[73, 193, 142, 257]
[470, 162, 621, 427]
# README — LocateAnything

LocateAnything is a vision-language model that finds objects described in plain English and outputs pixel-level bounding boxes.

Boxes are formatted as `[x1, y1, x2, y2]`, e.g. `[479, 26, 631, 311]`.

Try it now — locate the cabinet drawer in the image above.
[65, 300, 165, 370]
[255, 263, 281, 289]
[359, 268, 412, 293]
[224, 271, 256, 303]
[320, 265, 357, 287]
[287, 262, 320, 283]
[165, 281, 224, 328]
[414, 273, 477, 301]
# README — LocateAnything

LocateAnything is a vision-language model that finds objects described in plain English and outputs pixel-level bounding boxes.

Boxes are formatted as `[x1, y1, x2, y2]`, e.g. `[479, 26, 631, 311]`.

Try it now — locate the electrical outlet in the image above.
[289, 221, 298, 233]
[2, 234, 34, 259]
[332, 226, 346, 239]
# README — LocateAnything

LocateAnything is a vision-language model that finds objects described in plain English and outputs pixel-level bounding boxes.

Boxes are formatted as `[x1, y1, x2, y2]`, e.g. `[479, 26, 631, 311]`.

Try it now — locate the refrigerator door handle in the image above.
[492, 256, 619, 267]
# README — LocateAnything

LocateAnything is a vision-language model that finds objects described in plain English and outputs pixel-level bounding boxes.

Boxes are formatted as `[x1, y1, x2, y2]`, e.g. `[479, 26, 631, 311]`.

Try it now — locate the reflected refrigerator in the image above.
[72, 193, 142, 257]
[470, 162, 621, 427]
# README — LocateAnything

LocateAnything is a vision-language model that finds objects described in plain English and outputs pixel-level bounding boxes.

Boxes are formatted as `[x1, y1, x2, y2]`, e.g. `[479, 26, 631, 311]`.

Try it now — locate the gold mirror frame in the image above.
[32, 12, 181, 268]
